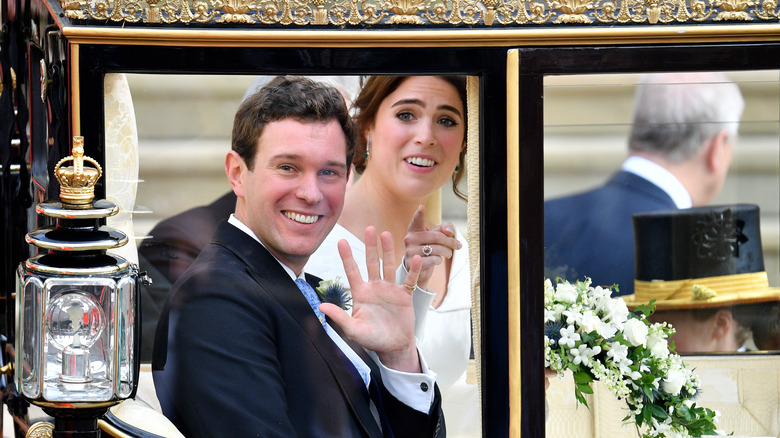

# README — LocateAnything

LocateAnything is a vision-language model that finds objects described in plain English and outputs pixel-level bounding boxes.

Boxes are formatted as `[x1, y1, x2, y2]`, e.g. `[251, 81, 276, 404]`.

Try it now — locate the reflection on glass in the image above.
[122, 74, 481, 437]
[543, 71, 780, 349]
[544, 71, 780, 438]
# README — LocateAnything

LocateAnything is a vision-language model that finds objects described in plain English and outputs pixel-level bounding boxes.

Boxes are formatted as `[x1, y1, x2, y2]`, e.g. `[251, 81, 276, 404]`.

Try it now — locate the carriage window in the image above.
[543, 71, 780, 438]
[106, 73, 482, 437]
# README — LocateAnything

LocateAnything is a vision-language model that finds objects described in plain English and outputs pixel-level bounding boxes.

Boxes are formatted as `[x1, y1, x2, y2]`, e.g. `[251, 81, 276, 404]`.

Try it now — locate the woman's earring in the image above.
[455, 165, 459, 172]
[365, 135, 371, 159]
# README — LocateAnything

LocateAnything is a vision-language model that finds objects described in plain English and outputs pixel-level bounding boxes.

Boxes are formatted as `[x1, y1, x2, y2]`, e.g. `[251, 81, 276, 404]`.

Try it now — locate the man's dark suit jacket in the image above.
[152, 221, 444, 438]
[544, 171, 677, 296]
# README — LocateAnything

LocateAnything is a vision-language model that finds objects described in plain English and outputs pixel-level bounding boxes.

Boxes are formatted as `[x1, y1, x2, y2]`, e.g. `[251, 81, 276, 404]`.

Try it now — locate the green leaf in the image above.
[577, 382, 594, 395]
[645, 403, 668, 420]
[634, 299, 657, 317]
[581, 331, 599, 344]
[574, 387, 590, 409]
[573, 371, 594, 385]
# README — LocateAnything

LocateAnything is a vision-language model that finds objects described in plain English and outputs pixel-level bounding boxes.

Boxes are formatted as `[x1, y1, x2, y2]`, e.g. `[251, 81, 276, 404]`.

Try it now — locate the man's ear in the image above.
[711, 309, 734, 340]
[706, 129, 731, 173]
[225, 150, 247, 198]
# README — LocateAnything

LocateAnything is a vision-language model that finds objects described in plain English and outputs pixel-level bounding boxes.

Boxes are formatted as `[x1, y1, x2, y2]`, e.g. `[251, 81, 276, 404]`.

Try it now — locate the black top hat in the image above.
[623, 204, 779, 310]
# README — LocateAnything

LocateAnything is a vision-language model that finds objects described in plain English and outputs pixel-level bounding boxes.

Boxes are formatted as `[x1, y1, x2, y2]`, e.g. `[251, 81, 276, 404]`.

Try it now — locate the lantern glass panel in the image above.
[116, 277, 136, 398]
[43, 277, 116, 402]
[19, 274, 43, 399]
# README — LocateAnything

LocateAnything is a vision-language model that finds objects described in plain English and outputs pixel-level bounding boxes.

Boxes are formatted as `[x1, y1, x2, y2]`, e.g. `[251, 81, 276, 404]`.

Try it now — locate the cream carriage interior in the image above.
[1, 0, 780, 436]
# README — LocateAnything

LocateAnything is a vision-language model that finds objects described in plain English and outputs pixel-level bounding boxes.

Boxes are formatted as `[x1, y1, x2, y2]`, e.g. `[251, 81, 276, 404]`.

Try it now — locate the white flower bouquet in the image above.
[544, 278, 722, 438]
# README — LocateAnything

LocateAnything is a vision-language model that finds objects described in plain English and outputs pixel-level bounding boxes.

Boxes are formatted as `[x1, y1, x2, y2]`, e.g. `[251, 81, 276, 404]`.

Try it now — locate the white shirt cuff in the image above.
[368, 350, 437, 414]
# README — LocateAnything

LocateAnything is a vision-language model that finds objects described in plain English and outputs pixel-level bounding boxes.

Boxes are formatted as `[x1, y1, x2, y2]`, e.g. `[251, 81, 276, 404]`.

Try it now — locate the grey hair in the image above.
[628, 72, 745, 163]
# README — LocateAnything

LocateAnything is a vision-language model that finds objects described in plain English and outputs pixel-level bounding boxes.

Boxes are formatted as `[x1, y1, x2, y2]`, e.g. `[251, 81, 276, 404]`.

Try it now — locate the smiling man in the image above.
[152, 76, 445, 438]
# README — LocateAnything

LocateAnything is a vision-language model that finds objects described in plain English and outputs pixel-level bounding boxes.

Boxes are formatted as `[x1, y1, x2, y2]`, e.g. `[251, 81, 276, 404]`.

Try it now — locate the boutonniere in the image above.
[316, 278, 352, 311]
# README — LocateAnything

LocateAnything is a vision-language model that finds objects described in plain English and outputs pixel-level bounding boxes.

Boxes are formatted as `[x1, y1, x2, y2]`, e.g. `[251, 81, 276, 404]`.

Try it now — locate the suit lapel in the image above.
[212, 223, 384, 438]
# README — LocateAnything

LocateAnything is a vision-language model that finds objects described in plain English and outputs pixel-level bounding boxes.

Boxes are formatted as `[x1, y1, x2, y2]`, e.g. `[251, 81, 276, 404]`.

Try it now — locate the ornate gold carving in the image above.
[552, 0, 594, 22]
[311, 0, 329, 23]
[146, 0, 161, 22]
[26, 422, 55, 438]
[60, 0, 780, 25]
[387, 0, 427, 23]
[713, 0, 754, 20]
[61, 0, 89, 19]
[216, 0, 256, 22]
[645, 0, 662, 23]
[755, 0, 780, 19]
[482, 0, 499, 24]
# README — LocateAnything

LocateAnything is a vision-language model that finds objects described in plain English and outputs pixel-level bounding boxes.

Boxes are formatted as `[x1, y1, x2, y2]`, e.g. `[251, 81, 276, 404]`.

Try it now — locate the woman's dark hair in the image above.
[352, 76, 468, 200]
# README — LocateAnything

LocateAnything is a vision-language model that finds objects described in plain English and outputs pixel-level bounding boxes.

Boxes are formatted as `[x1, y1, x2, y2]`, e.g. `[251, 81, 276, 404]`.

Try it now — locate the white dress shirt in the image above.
[622, 156, 692, 209]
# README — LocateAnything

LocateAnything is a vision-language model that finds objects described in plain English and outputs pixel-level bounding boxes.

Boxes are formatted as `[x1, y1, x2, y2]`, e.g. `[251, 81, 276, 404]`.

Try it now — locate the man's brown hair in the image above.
[232, 76, 357, 172]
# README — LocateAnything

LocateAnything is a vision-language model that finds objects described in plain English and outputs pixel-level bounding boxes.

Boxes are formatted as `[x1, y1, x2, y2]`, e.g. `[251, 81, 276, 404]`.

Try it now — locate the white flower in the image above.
[579, 310, 602, 334]
[555, 282, 579, 304]
[563, 309, 583, 326]
[661, 367, 686, 396]
[605, 341, 629, 363]
[570, 344, 601, 366]
[623, 318, 648, 347]
[598, 296, 630, 326]
[559, 325, 581, 348]
[596, 320, 618, 339]
[588, 284, 610, 300]
[647, 332, 669, 359]
[544, 308, 558, 323]
[611, 305, 630, 326]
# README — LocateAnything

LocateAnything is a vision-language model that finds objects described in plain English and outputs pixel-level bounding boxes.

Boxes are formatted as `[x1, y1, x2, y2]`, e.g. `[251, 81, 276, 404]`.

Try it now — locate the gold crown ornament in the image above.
[54, 136, 103, 208]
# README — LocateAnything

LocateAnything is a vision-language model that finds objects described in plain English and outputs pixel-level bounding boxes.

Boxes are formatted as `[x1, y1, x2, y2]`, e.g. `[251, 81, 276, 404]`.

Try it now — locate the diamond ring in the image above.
[422, 244, 433, 257]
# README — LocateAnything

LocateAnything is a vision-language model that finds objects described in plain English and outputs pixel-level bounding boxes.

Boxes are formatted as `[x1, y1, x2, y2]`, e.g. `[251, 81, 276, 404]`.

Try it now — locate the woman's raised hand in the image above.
[403, 205, 463, 291]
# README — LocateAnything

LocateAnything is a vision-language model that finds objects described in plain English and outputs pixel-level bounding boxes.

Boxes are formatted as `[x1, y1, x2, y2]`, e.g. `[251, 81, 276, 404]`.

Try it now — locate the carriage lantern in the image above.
[15, 136, 141, 436]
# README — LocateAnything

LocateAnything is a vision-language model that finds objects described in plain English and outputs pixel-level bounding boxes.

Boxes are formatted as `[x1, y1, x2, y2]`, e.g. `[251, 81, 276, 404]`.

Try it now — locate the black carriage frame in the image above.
[4, 1, 780, 435]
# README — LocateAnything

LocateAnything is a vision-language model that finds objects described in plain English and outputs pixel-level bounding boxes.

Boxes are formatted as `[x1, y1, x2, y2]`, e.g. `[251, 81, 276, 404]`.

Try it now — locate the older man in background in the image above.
[544, 72, 745, 296]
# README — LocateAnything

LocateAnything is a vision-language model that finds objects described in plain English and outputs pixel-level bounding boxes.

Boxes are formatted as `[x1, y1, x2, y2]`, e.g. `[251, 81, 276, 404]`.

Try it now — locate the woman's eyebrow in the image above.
[391, 98, 424, 108]
[439, 104, 463, 118]
[391, 99, 463, 118]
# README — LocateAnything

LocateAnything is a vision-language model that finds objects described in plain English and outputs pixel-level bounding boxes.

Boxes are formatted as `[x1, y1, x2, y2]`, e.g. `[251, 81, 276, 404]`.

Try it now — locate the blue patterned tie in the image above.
[295, 278, 326, 327]
[296, 281, 388, 433]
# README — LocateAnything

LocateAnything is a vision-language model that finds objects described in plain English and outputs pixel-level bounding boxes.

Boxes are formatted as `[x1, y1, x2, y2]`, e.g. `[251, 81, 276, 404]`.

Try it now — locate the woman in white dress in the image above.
[306, 75, 479, 436]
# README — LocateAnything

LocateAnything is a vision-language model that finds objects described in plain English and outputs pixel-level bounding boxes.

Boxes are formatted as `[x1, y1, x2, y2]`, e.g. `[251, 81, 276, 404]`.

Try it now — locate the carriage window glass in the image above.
[543, 71, 779, 329]
[543, 71, 780, 438]
[108, 73, 482, 438]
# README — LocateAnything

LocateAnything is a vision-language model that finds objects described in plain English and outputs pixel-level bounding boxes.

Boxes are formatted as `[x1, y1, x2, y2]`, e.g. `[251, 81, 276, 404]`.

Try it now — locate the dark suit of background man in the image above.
[544, 72, 744, 296]
[153, 76, 444, 438]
